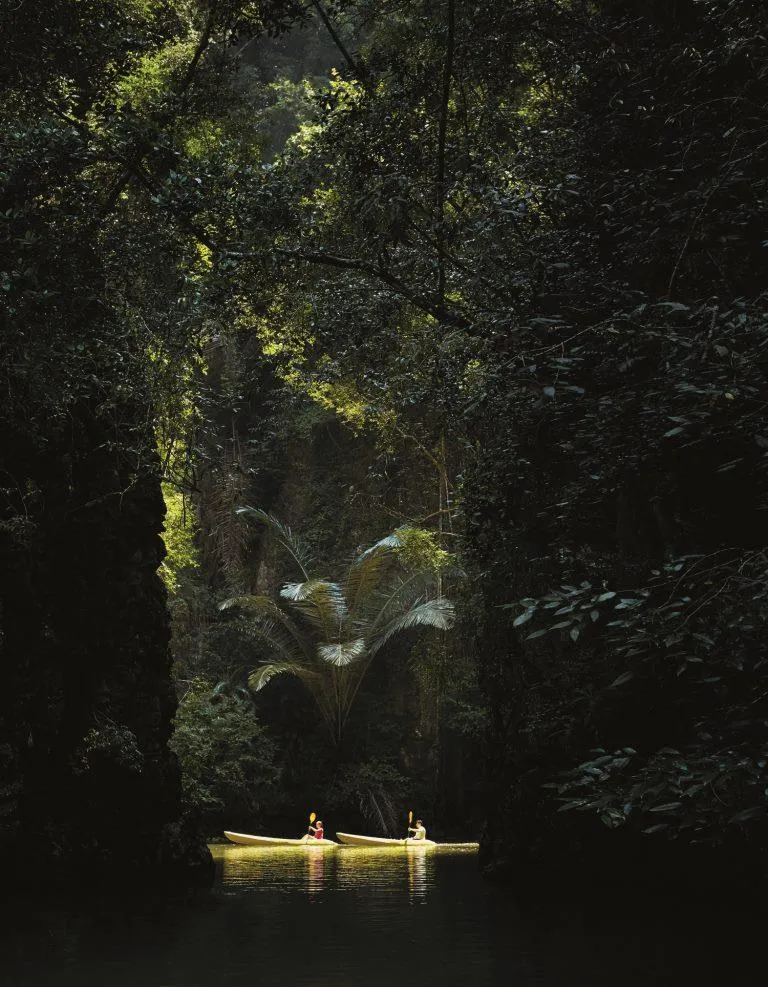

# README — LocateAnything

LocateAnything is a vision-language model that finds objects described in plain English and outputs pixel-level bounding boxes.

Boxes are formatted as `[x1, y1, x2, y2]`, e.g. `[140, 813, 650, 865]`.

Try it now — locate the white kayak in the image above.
[224, 831, 337, 847]
[336, 832, 437, 847]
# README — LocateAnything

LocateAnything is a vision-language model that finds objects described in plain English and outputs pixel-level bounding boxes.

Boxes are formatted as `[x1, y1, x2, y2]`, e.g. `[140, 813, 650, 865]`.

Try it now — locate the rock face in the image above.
[0, 402, 211, 886]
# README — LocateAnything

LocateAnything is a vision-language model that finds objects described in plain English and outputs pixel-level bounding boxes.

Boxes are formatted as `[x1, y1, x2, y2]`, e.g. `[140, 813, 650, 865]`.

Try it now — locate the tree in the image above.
[220, 509, 455, 744]
[0, 0, 308, 879]
[171, 679, 279, 834]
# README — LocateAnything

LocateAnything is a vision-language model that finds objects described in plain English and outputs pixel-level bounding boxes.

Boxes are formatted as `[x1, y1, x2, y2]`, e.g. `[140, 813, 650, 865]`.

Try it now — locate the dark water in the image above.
[0, 844, 762, 986]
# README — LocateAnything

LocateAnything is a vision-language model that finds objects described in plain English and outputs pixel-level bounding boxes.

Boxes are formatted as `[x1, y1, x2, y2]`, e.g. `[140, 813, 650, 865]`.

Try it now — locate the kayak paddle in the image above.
[303, 811, 316, 842]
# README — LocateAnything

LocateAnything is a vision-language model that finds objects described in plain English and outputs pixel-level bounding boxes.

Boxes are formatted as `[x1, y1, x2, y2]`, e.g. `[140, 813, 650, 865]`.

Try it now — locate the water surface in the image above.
[0, 843, 761, 986]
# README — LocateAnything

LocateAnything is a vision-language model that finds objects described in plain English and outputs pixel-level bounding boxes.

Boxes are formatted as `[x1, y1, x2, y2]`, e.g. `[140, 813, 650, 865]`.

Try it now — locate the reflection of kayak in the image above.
[336, 832, 436, 847]
[224, 831, 337, 847]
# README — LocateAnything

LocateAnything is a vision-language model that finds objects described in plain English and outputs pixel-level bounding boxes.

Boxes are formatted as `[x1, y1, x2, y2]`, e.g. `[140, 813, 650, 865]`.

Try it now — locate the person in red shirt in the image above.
[307, 819, 324, 840]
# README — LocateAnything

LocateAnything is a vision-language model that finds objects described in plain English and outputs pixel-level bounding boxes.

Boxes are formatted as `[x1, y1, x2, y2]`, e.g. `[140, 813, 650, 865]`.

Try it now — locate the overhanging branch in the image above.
[228, 246, 470, 327]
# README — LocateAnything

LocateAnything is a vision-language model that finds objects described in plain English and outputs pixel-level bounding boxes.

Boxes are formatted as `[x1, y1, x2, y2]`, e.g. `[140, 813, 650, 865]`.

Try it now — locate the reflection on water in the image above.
[214, 843, 335, 889]
[0, 845, 764, 987]
[306, 847, 325, 892]
[407, 846, 427, 900]
[211, 843, 441, 899]
[334, 846, 434, 896]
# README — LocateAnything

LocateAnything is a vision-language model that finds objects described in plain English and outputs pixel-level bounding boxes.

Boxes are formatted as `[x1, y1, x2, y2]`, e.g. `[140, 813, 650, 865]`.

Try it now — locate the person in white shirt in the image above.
[408, 819, 427, 840]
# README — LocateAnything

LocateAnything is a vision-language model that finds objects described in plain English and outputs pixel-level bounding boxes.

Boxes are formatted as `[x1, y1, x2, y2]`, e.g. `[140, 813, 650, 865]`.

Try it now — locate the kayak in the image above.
[336, 832, 437, 847]
[224, 831, 337, 847]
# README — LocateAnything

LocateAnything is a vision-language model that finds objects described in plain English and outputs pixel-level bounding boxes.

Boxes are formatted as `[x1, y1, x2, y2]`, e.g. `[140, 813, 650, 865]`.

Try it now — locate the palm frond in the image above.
[242, 618, 306, 664]
[317, 638, 367, 667]
[362, 569, 442, 632]
[219, 594, 314, 659]
[248, 662, 306, 692]
[368, 597, 456, 656]
[280, 579, 345, 610]
[345, 540, 401, 616]
[236, 507, 314, 579]
[281, 579, 348, 638]
[356, 530, 405, 559]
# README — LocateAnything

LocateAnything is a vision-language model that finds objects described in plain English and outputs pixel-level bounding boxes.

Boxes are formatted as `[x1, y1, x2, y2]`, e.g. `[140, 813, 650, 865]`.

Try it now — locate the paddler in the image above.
[307, 819, 325, 840]
[408, 818, 427, 840]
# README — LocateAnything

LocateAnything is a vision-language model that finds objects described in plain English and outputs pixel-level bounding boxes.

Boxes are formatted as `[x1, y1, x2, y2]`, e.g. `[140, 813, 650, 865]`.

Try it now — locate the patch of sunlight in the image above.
[161, 484, 199, 593]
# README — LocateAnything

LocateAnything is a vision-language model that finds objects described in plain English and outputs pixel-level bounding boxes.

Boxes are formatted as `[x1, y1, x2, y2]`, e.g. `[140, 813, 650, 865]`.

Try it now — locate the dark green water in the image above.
[0, 844, 761, 986]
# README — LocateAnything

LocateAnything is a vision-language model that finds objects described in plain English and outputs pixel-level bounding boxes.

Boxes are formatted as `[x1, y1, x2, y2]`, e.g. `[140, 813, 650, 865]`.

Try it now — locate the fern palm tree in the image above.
[220, 509, 456, 745]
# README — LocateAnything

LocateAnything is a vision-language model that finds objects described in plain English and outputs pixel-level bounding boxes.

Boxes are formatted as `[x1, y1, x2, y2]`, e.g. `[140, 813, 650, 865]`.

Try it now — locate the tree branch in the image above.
[100, 3, 221, 217]
[228, 246, 469, 327]
[310, 0, 365, 78]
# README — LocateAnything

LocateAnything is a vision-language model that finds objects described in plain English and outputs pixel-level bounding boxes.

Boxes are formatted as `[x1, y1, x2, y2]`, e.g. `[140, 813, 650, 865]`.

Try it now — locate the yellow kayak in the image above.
[224, 831, 337, 847]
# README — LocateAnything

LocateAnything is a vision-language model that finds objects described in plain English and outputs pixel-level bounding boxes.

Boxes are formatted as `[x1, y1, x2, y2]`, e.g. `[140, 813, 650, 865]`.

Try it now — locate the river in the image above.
[0, 843, 761, 986]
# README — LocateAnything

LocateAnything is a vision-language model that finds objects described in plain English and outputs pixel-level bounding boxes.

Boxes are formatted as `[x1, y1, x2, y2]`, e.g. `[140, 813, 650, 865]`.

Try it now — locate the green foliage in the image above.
[221, 511, 456, 743]
[171, 680, 279, 833]
[115, 39, 199, 111]
[8, 0, 764, 871]
[393, 527, 452, 574]
[452, 0, 768, 865]
[74, 721, 144, 777]
[509, 549, 768, 841]
[325, 758, 410, 834]
[161, 485, 200, 593]
[551, 746, 768, 839]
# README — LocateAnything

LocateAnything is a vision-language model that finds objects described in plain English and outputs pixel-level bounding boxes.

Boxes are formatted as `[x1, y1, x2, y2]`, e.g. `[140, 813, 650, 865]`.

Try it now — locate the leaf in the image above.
[248, 662, 305, 692]
[218, 595, 313, 660]
[692, 632, 715, 647]
[237, 507, 314, 579]
[596, 591, 616, 602]
[649, 802, 682, 812]
[526, 628, 549, 640]
[556, 799, 590, 812]
[609, 671, 634, 688]
[356, 530, 405, 559]
[716, 458, 742, 472]
[317, 638, 367, 667]
[347, 530, 406, 612]
[368, 597, 455, 656]
[513, 609, 534, 627]
[729, 807, 765, 823]
[280, 579, 349, 640]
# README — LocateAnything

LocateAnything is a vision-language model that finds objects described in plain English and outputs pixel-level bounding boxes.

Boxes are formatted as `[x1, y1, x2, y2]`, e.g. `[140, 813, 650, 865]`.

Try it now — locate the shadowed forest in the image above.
[2, 0, 768, 890]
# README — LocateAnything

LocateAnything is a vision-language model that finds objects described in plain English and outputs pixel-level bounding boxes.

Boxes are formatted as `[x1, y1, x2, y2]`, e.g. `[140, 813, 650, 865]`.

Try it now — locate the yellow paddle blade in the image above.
[309, 811, 316, 823]
[408, 810, 413, 824]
